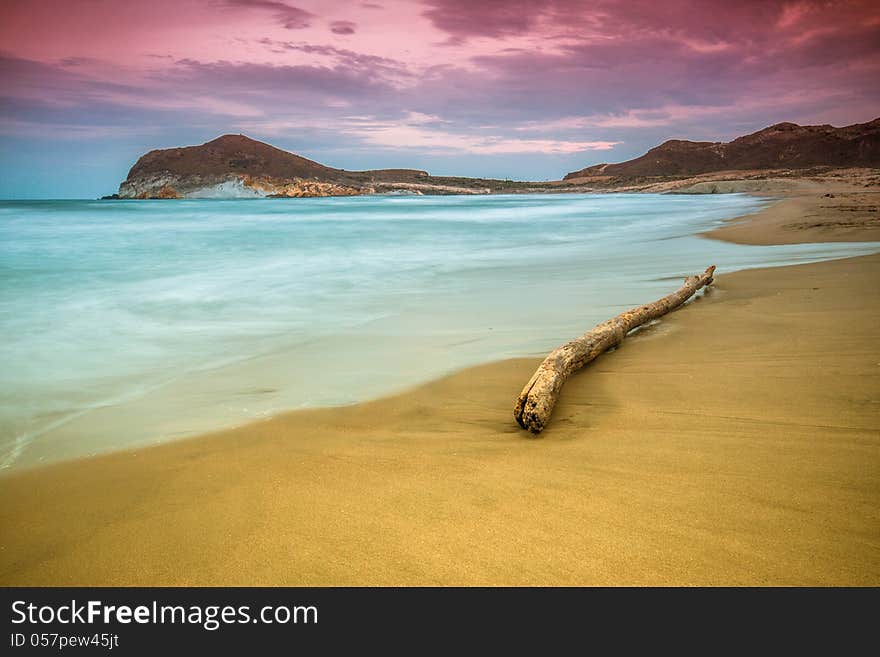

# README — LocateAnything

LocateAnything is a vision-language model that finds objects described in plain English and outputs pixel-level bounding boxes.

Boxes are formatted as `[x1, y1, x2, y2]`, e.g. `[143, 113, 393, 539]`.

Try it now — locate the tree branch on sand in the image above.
[514, 266, 717, 435]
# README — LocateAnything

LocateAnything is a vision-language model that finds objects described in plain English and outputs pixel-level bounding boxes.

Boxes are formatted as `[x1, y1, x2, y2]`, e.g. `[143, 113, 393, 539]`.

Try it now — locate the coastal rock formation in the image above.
[115, 122, 880, 199]
[117, 134, 487, 198]
[243, 177, 363, 198]
[564, 118, 880, 180]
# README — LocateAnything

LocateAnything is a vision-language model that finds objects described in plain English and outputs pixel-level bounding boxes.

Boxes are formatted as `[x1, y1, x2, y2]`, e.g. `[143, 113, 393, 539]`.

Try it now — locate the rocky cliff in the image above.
[118, 134, 437, 198]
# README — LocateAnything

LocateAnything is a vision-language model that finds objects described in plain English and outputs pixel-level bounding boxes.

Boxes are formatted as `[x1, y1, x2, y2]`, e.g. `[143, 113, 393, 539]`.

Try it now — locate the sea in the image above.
[2, 193, 878, 469]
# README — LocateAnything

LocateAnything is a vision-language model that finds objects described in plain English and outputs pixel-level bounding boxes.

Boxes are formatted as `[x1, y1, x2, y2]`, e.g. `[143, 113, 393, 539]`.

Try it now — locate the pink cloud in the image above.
[223, 0, 314, 29]
[0, 0, 878, 181]
[330, 20, 357, 35]
[341, 113, 620, 154]
[421, 0, 543, 39]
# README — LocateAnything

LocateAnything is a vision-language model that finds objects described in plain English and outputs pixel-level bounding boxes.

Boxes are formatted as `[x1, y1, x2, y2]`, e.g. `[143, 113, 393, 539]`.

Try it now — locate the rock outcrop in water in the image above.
[118, 134, 502, 198]
[564, 118, 880, 180]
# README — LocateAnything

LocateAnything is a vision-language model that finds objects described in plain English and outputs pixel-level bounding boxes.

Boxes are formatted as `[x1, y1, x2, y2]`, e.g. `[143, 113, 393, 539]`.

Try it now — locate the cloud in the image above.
[420, 0, 880, 56]
[0, 117, 162, 139]
[222, 0, 313, 29]
[1, 0, 879, 188]
[421, 0, 547, 40]
[0, 53, 392, 130]
[165, 57, 401, 100]
[438, 1, 880, 129]
[255, 39, 413, 82]
[330, 21, 357, 35]
[513, 104, 761, 132]
[515, 113, 679, 132]
[340, 112, 619, 154]
[231, 110, 618, 154]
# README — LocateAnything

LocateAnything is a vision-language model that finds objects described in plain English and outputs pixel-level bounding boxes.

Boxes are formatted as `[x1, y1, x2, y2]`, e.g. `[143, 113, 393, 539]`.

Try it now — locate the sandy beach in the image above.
[704, 173, 880, 245]
[1, 187, 878, 586]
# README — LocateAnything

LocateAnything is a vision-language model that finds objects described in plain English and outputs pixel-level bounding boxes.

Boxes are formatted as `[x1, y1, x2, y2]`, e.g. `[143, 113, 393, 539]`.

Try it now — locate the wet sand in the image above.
[705, 183, 880, 245]
[1, 199, 879, 585]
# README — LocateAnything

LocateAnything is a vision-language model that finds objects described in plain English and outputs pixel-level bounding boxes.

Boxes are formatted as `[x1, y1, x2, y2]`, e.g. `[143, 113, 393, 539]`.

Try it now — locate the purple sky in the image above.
[1, 0, 879, 197]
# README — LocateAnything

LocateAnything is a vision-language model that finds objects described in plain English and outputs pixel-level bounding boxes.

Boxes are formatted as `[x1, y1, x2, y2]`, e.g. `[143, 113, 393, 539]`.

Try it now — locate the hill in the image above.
[564, 118, 880, 180]
[118, 134, 459, 198]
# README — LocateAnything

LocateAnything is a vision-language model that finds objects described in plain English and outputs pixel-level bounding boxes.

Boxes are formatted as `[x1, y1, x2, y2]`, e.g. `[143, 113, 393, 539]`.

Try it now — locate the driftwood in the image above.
[514, 265, 717, 434]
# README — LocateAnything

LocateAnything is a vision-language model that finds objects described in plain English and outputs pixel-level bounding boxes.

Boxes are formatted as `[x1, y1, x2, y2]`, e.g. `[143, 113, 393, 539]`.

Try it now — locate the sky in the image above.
[1, 0, 879, 198]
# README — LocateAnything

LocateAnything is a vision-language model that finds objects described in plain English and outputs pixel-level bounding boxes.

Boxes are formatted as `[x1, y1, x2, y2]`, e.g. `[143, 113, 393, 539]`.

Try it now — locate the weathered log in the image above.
[514, 265, 716, 434]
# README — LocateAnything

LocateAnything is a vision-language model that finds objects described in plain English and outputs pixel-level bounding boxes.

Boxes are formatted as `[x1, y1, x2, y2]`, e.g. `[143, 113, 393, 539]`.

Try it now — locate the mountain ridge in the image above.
[564, 118, 880, 180]
[116, 119, 880, 199]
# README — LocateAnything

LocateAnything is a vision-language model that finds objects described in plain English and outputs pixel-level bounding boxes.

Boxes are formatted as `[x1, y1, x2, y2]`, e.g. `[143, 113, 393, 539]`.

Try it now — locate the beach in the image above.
[1, 188, 878, 586]
[704, 175, 880, 245]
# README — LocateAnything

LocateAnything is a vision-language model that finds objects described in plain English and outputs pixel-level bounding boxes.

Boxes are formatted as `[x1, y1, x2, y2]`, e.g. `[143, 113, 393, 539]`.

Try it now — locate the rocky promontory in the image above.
[118, 134, 502, 198]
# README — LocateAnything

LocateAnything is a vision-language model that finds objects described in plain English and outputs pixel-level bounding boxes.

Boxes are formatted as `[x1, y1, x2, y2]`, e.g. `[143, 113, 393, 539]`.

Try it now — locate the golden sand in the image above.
[1, 192, 878, 586]
[705, 186, 880, 245]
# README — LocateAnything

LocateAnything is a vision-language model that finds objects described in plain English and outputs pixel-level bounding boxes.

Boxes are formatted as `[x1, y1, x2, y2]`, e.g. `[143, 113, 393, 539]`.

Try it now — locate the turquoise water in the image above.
[1, 194, 878, 469]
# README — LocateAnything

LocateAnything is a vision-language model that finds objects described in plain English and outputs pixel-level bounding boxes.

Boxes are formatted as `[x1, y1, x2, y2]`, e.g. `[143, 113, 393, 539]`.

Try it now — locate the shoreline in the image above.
[1, 182, 879, 585]
[4, 191, 812, 473]
[704, 188, 880, 245]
